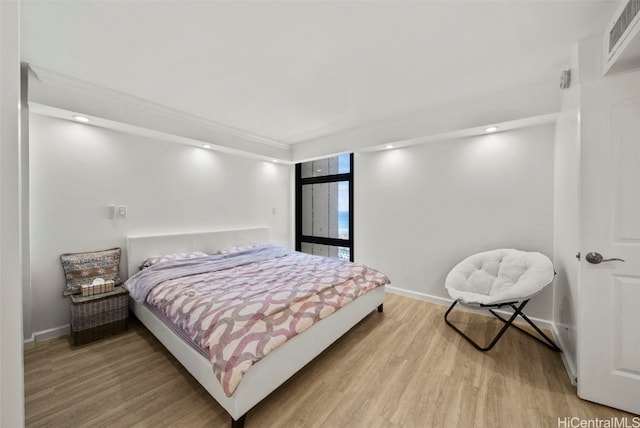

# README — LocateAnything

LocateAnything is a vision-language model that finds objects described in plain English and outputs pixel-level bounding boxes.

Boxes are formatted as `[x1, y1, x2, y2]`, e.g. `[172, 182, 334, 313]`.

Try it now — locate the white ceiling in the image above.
[21, 1, 619, 147]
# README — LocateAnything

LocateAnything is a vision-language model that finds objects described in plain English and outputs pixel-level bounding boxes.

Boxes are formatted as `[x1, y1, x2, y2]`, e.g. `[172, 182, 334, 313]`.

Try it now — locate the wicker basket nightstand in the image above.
[70, 286, 129, 345]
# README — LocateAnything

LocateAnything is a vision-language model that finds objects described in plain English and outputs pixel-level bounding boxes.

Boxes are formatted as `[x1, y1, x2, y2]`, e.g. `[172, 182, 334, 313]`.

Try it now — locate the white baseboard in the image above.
[552, 323, 578, 386]
[385, 286, 579, 384]
[385, 285, 452, 307]
[25, 287, 577, 387]
[385, 285, 554, 332]
[27, 289, 568, 371]
[23, 336, 35, 350]
[24, 324, 70, 346]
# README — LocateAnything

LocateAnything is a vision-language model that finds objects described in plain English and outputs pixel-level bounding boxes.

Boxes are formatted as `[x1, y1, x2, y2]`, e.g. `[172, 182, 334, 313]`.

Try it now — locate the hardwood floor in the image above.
[24, 294, 634, 427]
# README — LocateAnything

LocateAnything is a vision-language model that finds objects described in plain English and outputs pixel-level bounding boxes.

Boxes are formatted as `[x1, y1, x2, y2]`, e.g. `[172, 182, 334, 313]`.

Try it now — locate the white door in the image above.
[578, 67, 640, 414]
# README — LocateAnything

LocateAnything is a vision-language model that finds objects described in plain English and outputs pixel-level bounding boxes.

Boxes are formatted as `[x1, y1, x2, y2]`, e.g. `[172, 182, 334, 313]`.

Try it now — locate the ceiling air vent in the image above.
[609, 0, 640, 52]
[604, 0, 640, 75]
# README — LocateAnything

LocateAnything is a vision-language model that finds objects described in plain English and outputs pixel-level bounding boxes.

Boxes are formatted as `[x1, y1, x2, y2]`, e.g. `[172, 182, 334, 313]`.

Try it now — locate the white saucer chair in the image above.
[444, 249, 561, 352]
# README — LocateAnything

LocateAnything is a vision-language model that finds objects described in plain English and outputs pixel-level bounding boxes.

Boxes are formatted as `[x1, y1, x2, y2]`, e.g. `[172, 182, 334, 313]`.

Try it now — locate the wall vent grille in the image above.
[610, 0, 640, 52]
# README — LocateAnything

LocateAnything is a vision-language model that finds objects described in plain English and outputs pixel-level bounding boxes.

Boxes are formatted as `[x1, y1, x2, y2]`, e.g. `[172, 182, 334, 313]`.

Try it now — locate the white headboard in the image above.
[125, 227, 270, 278]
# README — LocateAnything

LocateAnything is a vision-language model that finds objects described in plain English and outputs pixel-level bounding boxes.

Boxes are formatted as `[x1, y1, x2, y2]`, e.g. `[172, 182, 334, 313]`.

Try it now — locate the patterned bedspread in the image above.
[124, 245, 389, 396]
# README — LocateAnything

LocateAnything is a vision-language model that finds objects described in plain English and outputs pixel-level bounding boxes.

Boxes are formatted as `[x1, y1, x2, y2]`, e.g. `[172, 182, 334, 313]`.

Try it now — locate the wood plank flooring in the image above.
[24, 294, 634, 427]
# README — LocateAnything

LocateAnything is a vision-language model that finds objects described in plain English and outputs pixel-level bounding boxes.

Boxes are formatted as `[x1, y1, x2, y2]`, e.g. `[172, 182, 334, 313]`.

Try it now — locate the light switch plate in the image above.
[116, 205, 127, 218]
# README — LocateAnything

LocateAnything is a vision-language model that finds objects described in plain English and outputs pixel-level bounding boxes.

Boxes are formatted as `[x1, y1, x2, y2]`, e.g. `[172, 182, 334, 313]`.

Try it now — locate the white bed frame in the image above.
[125, 227, 385, 427]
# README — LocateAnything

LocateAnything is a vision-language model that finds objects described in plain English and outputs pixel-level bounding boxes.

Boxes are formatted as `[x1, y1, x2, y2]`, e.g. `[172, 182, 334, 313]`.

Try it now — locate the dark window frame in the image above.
[295, 153, 354, 261]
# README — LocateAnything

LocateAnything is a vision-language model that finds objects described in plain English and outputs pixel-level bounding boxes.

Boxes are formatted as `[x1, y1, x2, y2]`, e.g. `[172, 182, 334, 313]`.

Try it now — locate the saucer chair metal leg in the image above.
[445, 300, 562, 352]
[489, 304, 561, 352]
[444, 300, 525, 352]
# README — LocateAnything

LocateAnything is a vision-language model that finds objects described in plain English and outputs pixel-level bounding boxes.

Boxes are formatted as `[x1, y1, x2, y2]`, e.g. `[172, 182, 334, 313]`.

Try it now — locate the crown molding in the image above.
[29, 103, 295, 165]
[27, 65, 562, 164]
[29, 64, 290, 151]
[357, 112, 560, 153]
[292, 78, 561, 161]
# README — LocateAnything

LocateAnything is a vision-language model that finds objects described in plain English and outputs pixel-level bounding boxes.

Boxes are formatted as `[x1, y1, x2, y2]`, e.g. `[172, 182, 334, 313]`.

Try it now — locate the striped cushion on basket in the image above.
[60, 248, 122, 297]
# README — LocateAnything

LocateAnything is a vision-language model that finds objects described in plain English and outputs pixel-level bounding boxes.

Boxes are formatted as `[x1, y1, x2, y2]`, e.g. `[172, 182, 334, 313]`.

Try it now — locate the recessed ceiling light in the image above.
[272, 159, 278, 163]
[73, 115, 89, 123]
[385, 144, 395, 149]
[485, 126, 498, 133]
[202, 144, 211, 149]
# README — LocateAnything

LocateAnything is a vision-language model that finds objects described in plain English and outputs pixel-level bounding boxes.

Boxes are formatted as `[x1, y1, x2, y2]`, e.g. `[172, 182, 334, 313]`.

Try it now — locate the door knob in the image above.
[585, 252, 625, 264]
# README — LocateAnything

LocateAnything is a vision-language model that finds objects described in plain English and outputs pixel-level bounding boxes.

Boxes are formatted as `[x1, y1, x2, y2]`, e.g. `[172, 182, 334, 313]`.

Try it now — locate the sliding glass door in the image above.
[295, 153, 353, 261]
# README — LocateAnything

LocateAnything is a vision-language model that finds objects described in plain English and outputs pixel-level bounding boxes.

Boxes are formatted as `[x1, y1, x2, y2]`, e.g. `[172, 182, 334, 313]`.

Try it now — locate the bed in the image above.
[124, 227, 388, 427]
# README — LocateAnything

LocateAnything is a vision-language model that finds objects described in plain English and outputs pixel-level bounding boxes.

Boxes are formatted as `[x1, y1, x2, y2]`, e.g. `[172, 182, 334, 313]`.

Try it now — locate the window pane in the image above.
[300, 243, 351, 261]
[301, 181, 349, 239]
[300, 153, 351, 178]
[296, 153, 353, 262]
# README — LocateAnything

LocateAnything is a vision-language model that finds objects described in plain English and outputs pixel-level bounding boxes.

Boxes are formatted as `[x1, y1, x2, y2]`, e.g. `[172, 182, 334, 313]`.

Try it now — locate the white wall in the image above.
[355, 124, 555, 320]
[293, 81, 559, 161]
[28, 113, 292, 338]
[553, 46, 581, 381]
[21, 63, 32, 353]
[1, 0, 25, 425]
